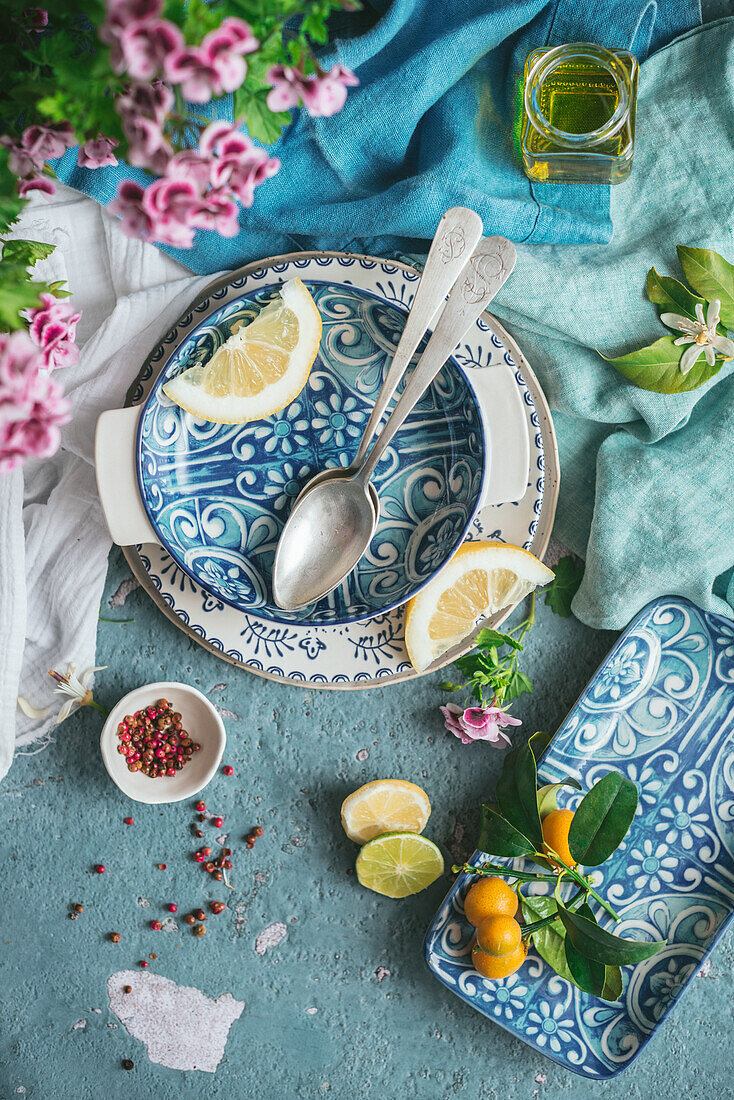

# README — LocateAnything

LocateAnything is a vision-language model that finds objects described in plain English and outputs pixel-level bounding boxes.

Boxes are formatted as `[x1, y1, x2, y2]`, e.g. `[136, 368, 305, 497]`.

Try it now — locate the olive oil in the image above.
[521, 43, 638, 185]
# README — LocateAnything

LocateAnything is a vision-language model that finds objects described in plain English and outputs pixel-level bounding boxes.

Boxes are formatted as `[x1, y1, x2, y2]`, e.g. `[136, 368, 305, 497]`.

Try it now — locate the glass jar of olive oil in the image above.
[521, 42, 638, 185]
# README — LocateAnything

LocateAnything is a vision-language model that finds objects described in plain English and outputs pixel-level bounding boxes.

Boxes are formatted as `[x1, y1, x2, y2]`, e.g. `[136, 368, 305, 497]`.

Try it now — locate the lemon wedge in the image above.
[341, 779, 431, 845]
[162, 278, 321, 424]
[404, 540, 554, 672]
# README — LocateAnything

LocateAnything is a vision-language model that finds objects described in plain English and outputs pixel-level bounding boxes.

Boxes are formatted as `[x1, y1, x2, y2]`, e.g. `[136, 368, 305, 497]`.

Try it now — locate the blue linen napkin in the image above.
[51, 0, 734, 633]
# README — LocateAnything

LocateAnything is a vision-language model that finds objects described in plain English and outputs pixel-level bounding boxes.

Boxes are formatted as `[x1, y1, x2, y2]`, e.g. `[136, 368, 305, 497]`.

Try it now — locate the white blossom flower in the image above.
[18, 663, 107, 725]
[661, 299, 734, 374]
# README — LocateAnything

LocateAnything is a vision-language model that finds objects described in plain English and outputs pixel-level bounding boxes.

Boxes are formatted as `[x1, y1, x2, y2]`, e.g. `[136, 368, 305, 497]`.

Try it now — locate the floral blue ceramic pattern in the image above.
[125, 252, 557, 687]
[424, 597, 734, 1078]
[137, 280, 485, 626]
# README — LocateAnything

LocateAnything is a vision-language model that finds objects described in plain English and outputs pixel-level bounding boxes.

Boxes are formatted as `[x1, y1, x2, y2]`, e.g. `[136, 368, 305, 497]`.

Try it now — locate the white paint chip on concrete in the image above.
[306, 1007, 318, 1015]
[356, 748, 369, 761]
[534, 1072, 547, 1084]
[71, 1019, 87, 1031]
[107, 970, 244, 1074]
[255, 921, 287, 955]
[375, 966, 391, 982]
[109, 577, 139, 607]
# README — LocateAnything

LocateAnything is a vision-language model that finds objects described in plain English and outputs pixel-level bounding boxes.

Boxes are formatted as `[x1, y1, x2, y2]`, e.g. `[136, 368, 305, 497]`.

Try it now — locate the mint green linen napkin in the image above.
[489, 17, 734, 629]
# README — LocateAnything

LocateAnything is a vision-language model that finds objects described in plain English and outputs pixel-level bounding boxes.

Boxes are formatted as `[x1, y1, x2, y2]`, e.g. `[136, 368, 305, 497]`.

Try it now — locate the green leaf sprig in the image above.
[439, 556, 583, 707]
[603, 245, 734, 394]
[454, 737, 666, 1001]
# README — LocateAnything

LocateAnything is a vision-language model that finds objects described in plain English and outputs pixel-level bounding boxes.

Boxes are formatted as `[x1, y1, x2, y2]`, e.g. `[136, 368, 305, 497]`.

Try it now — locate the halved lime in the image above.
[355, 832, 444, 898]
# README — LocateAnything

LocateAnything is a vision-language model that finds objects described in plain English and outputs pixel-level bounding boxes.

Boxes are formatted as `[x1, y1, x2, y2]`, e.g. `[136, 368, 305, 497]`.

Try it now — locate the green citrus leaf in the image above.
[568, 770, 638, 866]
[477, 804, 535, 858]
[521, 894, 576, 982]
[544, 555, 584, 617]
[563, 903, 607, 997]
[676, 246, 734, 327]
[528, 730, 553, 763]
[601, 964, 624, 1002]
[536, 778, 582, 819]
[496, 741, 544, 850]
[603, 335, 724, 394]
[558, 904, 666, 965]
[646, 267, 705, 321]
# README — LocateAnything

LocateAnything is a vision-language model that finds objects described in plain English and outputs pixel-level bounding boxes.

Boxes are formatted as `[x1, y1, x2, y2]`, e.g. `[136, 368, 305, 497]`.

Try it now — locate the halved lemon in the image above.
[404, 541, 554, 672]
[341, 779, 431, 844]
[355, 832, 444, 898]
[162, 278, 321, 424]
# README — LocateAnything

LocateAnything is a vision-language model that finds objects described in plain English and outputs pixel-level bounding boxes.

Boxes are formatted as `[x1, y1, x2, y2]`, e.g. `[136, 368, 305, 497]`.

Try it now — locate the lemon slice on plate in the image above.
[341, 779, 431, 844]
[404, 541, 554, 672]
[162, 278, 322, 424]
[355, 832, 444, 898]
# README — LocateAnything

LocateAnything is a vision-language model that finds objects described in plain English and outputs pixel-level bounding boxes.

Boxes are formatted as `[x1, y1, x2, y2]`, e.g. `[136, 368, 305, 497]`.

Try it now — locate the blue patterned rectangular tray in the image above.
[424, 596, 734, 1079]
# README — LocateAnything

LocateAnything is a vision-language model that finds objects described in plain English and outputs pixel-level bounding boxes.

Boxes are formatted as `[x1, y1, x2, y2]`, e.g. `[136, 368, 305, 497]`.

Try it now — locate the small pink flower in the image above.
[266, 63, 358, 118]
[116, 79, 173, 124]
[440, 703, 521, 747]
[115, 17, 183, 79]
[198, 120, 279, 206]
[0, 331, 71, 473]
[122, 114, 173, 175]
[165, 148, 212, 190]
[18, 175, 56, 198]
[22, 122, 75, 163]
[190, 191, 240, 238]
[27, 293, 81, 371]
[109, 179, 151, 238]
[164, 17, 257, 102]
[21, 8, 49, 28]
[77, 134, 119, 169]
[1, 136, 38, 178]
[100, 0, 164, 68]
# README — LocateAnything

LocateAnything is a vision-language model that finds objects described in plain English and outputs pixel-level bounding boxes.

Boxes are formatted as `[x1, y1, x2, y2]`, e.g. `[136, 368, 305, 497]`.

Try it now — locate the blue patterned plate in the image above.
[136, 280, 486, 625]
[424, 596, 734, 1078]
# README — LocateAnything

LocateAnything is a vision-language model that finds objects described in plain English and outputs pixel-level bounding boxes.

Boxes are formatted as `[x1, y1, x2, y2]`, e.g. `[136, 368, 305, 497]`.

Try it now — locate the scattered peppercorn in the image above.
[253, 826, 263, 837]
[193, 923, 206, 937]
[138, 960, 148, 968]
[167, 903, 178, 913]
[95, 864, 105, 874]
[109, 932, 122, 943]
[210, 901, 226, 915]
[223, 859, 233, 870]
[69, 912, 78, 920]
[122, 985, 132, 994]
[157, 863, 166, 870]
[149, 953, 157, 960]
[192, 909, 205, 922]
[212, 816, 224, 828]
[194, 829, 204, 838]
[150, 920, 162, 931]
[72, 903, 84, 914]
[222, 847, 232, 857]
[121, 1059, 134, 1070]
[246, 840, 254, 849]
[205, 861, 215, 873]
[124, 817, 134, 825]
[184, 914, 196, 926]
[201, 847, 212, 857]
[222, 765, 234, 776]
[213, 870, 224, 881]
[195, 801, 206, 812]
[198, 814, 206, 822]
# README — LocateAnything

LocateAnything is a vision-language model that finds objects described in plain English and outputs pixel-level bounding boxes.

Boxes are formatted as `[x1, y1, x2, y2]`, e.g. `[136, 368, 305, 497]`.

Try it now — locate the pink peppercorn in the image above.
[151, 920, 162, 930]
[124, 817, 134, 825]
[95, 864, 105, 873]
[138, 960, 148, 968]
[212, 817, 223, 828]
[201, 847, 212, 857]
[222, 765, 233, 776]
[167, 903, 177, 913]
[195, 801, 206, 811]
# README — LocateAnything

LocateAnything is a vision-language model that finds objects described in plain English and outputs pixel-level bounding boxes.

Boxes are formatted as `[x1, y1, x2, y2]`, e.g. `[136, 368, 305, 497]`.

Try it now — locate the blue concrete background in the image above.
[1, 545, 731, 1099]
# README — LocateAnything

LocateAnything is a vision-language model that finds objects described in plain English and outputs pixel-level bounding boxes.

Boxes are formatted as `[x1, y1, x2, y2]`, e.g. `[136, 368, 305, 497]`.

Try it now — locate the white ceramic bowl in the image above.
[99, 681, 226, 804]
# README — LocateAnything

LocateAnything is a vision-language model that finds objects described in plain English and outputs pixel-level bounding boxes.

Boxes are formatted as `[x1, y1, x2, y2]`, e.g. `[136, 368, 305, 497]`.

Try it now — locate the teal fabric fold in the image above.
[488, 18, 734, 627]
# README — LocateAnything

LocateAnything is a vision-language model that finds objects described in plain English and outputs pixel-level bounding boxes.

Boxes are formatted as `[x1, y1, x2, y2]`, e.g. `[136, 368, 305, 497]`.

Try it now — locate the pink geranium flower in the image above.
[116, 17, 184, 79]
[122, 113, 173, 175]
[267, 63, 358, 117]
[440, 702, 521, 747]
[22, 122, 75, 163]
[17, 175, 56, 198]
[0, 331, 71, 473]
[197, 120, 279, 206]
[77, 134, 119, 169]
[116, 79, 173, 123]
[164, 17, 257, 102]
[27, 293, 82, 371]
[110, 176, 201, 247]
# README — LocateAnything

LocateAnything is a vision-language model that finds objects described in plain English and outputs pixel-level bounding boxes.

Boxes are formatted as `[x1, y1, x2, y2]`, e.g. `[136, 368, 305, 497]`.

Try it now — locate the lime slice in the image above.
[355, 832, 444, 898]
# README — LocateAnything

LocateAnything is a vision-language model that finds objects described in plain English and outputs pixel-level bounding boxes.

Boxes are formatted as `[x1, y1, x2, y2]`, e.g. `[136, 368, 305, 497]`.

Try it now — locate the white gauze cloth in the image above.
[0, 184, 215, 779]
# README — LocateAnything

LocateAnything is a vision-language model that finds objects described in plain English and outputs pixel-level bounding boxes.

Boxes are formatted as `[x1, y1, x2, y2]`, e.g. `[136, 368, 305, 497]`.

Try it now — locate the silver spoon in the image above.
[293, 206, 483, 518]
[272, 236, 517, 611]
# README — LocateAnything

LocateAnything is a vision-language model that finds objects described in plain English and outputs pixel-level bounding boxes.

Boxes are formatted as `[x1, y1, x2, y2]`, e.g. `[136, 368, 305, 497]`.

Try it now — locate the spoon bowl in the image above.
[272, 476, 379, 610]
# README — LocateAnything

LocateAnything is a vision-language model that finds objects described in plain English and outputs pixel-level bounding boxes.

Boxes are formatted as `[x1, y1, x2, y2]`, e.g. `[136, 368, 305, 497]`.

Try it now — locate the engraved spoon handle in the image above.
[351, 207, 483, 470]
[356, 236, 517, 486]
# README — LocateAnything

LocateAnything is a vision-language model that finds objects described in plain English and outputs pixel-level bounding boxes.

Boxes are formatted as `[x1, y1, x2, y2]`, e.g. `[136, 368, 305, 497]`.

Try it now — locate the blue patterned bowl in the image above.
[136, 280, 486, 625]
[424, 596, 734, 1078]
